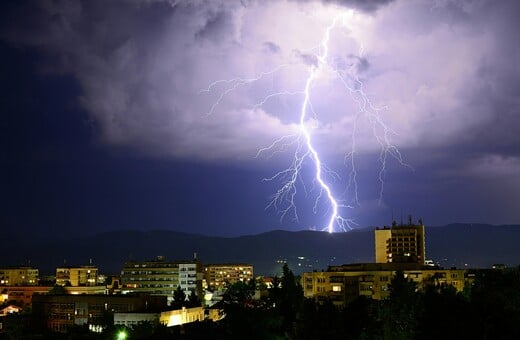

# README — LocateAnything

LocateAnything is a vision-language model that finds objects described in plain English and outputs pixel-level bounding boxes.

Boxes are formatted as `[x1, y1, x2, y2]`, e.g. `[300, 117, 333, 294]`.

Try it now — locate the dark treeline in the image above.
[2, 265, 520, 339]
[182, 265, 520, 340]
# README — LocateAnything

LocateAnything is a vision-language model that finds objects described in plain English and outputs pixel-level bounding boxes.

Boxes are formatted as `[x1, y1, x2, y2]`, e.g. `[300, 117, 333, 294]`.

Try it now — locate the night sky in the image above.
[1, 0, 519, 237]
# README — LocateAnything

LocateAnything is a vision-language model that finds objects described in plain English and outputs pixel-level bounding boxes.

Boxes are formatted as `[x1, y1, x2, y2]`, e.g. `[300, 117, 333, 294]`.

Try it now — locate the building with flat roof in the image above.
[302, 219, 469, 306]
[302, 265, 468, 306]
[120, 257, 202, 303]
[375, 218, 425, 265]
[0, 285, 107, 308]
[203, 264, 253, 290]
[32, 294, 167, 333]
[56, 265, 98, 286]
[0, 267, 38, 286]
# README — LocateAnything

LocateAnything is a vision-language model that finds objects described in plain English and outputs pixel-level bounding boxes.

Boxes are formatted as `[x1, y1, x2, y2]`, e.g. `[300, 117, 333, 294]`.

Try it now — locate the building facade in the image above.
[0, 285, 107, 308]
[303, 220, 470, 306]
[178, 262, 203, 297]
[120, 257, 202, 303]
[302, 263, 468, 306]
[0, 267, 38, 286]
[375, 220, 426, 264]
[32, 294, 167, 333]
[56, 265, 98, 286]
[203, 264, 253, 290]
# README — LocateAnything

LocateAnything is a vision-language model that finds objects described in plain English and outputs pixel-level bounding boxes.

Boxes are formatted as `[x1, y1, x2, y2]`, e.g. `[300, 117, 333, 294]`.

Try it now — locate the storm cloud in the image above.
[2, 0, 520, 228]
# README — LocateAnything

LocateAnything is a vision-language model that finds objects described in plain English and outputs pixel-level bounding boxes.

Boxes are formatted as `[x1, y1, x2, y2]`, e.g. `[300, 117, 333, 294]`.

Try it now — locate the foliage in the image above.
[188, 289, 201, 307]
[171, 285, 187, 309]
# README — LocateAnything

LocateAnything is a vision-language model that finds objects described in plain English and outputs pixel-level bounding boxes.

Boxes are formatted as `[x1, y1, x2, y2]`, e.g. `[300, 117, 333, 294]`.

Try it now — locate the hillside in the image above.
[3, 224, 520, 275]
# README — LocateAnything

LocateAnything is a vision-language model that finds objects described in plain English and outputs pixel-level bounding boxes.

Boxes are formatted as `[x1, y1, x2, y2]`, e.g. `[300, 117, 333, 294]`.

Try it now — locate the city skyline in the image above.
[1, 0, 520, 237]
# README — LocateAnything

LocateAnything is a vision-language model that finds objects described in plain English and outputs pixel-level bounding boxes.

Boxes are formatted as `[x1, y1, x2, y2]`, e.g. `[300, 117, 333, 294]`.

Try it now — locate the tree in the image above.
[380, 270, 422, 340]
[172, 286, 186, 308]
[222, 281, 254, 306]
[188, 289, 201, 307]
[273, 264, 304, 335]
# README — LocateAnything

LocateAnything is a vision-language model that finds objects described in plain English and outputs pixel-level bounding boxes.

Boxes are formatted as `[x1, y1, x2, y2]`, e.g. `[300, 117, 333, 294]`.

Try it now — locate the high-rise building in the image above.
[178, 262, 203, 296]
[0, 267, 38, 286]
[375, 218, 425, 265]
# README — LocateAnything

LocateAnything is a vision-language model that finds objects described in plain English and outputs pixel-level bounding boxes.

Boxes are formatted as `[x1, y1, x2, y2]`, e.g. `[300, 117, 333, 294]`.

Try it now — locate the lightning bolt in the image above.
[200, 12, 408, 233]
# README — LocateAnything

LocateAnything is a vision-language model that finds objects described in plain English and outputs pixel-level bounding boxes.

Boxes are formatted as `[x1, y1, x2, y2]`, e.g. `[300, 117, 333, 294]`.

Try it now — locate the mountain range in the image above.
[4, 223, 520, 276]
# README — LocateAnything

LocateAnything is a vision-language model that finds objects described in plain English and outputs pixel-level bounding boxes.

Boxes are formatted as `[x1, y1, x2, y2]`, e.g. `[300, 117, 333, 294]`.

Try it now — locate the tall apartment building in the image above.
[120, 257, 202, 303]
[375, 218, 425, 265]
[204, 264, 253, 290]
[56, 265, 98, 286]
[179, 263, 203, 295]
[0, 267, 38, 286]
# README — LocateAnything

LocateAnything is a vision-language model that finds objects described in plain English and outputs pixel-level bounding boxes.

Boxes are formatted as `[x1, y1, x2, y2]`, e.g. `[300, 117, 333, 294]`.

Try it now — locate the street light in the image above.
[116, 329, 127, 340]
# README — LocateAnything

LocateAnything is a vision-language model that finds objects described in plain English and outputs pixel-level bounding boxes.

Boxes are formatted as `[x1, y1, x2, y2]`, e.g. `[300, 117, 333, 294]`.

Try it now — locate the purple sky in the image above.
[1, 0, 519, 236]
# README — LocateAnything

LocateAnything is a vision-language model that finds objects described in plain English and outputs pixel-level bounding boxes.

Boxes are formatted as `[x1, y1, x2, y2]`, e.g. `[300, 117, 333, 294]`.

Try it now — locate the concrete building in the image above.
[114, 306, 223, 328]
[303, 220, 469, 306]
[120, 257, 202, 303]
[203, 264, 253, 290]
[32, 294, 167, 333]
[56, 265, 98, 286]
[375, 218, 425, 265]
[114, 312, 160, 328]
[160, 306, 204, 327]
[0, 267, 38, 286]
[302, 263, 468, 306]
[0, 285, 107, 308]
[178, 262, 203, 296]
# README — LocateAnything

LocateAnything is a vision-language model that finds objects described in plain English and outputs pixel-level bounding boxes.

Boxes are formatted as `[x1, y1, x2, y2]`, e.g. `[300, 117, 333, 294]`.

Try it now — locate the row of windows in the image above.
[122, 271, 178, 275]
[122, 277, 177, 282]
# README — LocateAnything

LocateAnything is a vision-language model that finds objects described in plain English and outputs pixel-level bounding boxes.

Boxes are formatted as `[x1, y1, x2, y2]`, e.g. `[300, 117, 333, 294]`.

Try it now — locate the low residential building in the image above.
[302, 263, 468, 306]
[204, 264, 253, 290]
[0, 305, 22, 316]
[32, 294, 167, 333]
[0, 285, 107, 308]
[0, 286, 50, 307]
[0, 267, 38, 286]
[114, 312, 160, 327]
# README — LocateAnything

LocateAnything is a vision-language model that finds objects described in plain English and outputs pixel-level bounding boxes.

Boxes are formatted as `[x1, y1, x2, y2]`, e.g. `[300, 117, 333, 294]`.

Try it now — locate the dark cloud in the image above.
[194, 8, 236, 42]
[1, 0, 519, 232]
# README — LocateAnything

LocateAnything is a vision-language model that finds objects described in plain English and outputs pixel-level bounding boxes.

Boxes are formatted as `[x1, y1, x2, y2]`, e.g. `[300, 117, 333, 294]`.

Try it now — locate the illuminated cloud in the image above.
[2, 0, 519, 228]
[1, 0, 516, 161]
